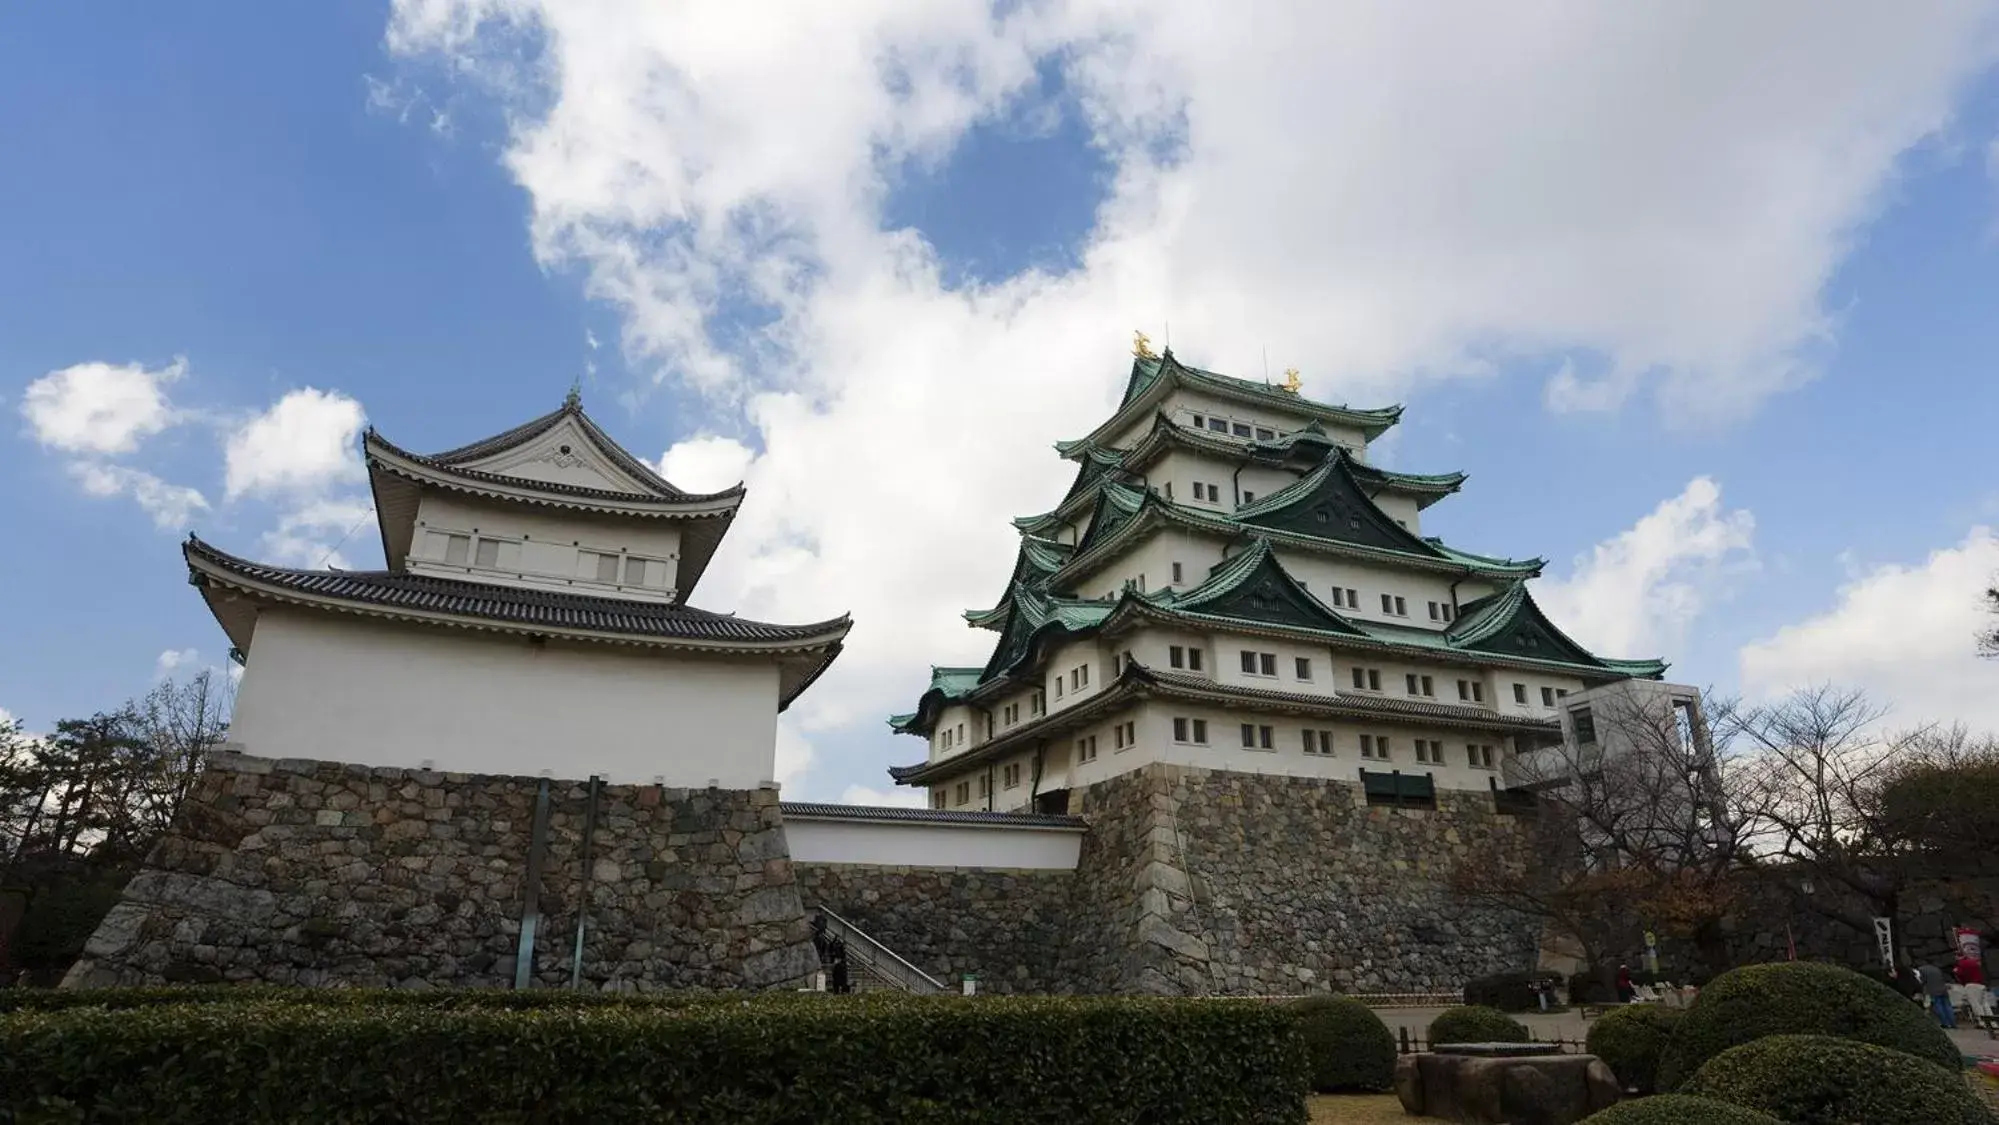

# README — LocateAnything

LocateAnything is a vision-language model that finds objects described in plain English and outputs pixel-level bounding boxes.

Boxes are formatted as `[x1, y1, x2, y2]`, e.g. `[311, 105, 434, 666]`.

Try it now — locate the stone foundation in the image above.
[791, 863, 1072, 992]
[64, 753, 817, 991]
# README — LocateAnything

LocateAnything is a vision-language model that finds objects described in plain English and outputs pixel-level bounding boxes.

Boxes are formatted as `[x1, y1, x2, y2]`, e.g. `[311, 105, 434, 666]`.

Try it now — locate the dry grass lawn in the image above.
[1305, 1094, 1442, 1123]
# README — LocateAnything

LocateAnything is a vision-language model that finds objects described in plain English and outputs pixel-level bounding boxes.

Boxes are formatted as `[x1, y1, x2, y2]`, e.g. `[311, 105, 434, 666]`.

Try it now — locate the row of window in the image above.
[1158, 716, 1501, 769]
[428, 530, 672, 589]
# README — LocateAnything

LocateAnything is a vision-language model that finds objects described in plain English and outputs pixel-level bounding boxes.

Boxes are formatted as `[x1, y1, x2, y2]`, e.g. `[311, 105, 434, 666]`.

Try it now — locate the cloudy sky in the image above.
[5, 2, 1998, 803]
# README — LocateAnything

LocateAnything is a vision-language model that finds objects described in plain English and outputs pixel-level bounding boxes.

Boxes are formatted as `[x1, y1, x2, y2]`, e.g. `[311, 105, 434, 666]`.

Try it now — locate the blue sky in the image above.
[5, 3, 1998, 801]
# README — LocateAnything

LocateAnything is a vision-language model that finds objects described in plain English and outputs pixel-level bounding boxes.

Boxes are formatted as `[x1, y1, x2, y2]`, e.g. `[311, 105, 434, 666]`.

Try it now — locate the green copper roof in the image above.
[886, 666, 996, 734]
[1157, 538, 1369, 637]
[1235, 450, 1453, 560]
[1116, 351, 1405, 437]
[965, 536, 1073, 628]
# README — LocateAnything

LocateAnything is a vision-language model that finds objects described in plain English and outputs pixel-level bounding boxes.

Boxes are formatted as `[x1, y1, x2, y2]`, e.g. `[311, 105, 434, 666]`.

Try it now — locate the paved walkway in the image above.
[1371, 1004, 1998, 1057]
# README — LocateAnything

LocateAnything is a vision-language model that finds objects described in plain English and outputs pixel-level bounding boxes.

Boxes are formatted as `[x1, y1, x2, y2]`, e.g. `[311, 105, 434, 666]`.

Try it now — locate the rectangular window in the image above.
[1188, 648, 1204, 672]
[954, 782, 970, 806]
[592, 552, 619, 583]
[1416, 739, 1443, 764]
[1162, 481, 1172, 500]
[1174, 717, 1189, 742]
[1174, 717, 1209, 745]
[1428, 601, 1441, 621]
[1457, 679, 1470, 701]
[1360, 734, 1391, 761]
[1055, 679, 1064, 699]
[1394, 596, 1408, 616]
[441, 534, 471, 565]
[1346, 587, 1359, 608]
[1382, 593, 1395, 613]
[1255, 427, 1276, 441]
[1330, 587, 1345, 608]
[1295, 657, 1312, 680]
[1242, 491, 1256, 504]
[1079, 665, 1090, 687]
[1192, 719, 1208, 743]
[1241, 723, 1274, 750]
[956, 723, 965, 743]
[1354, 667, 1367, 690]
[1190, 414, 1205, 429]
[1114, 723, 1126, 750]
[1076, 735, 1098, 763]
[1473, 682, 1484, 703]
[1003, 763, 1020, 788]
[977, 774, 989, 798]
[1302, 729, 1334, 756]
[1231, 422, 1252, 437]
[1514, 683, 1528, 705]
[1556, 688, 1569, 699]
[1171, 562, 1183, 584]
[932, 789, 947, 809]
[1170, 645, 1186, 669]
[1259, 653, 1277, 676]
[1031, 691, 1046, 716]
[1241, 650, 1257, 674]
[1540, 687, 1556, 707]
[1207, 417, 1228, 433]
[1468, 744, 1496, 769]
[1240, 722, 1256, 748]
[1119, 720, 1135, 749]
[1571, 707, 1598, 745]
[1421, 675, 1434, 696]
[1442, 603, 1455, 622]
[474, 538, 501, 568]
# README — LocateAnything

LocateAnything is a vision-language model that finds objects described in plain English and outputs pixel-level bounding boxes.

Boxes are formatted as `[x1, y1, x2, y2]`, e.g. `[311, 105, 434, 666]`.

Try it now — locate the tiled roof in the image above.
[1120, 352, 1405, 436]
[779, 802, 1085, 829]
[185, 536, 848, 646]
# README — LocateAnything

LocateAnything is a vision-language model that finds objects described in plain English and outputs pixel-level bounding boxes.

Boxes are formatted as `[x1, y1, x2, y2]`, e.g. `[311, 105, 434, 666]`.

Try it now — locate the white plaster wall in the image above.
[230, 609, 780, 787]
[1091, 529, 1222, 598]
[1044, 638, 1106, 715]
[1276, 551, 1463, 630]
[408, 492, 685, 598]
[784, 817, 1082, 869]
[1370, 492, 1423, 536]
[1116, 388, 1372, 454]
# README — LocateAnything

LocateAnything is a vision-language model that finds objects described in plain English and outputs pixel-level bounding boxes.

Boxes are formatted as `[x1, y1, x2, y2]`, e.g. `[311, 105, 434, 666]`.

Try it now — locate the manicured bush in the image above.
[1427, 1004, 1530, 1046]
[1464, 970, 1565, 1012]
[1288, 994, 1395, 1092]
[0, 995, 1311, 1124]
[1585, 1004, 1683, 1094]
[0, 984, 770, 1014]
[1681, 1034, 1987, 1125]
[1654, 961, 1961, 1090]
[1576, 1094, 1782, 1124]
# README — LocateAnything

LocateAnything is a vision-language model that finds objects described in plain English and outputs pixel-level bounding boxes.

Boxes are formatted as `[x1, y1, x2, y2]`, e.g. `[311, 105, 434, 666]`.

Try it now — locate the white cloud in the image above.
[659, 435, 754, 493]
[155, 648, 200, 677]
[1740, 528, 1999, 730]
[21, 359, 185, 455]
[774, 722, 815, 789]
[836, 783, 928, 809]
[260, 497, 377, 569]
[67, 462, 210, 530]
[1536, 478, 1757, 659]
[224, 388, 367, 500]
[389, 1, 1999, 792]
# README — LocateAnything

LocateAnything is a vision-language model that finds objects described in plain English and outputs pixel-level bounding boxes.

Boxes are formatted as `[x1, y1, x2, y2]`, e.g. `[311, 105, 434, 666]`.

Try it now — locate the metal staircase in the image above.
[813, 906, 947, 994]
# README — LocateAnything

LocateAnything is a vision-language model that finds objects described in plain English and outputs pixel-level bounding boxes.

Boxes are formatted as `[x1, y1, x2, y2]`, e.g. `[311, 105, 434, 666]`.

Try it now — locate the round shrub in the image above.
[1287, 995, 1395, 1092]
[1586, 1005, 1683, 1094]
[1427, 1004, 1530, 1046]
[1681, 1034, 1987, 1125]
[1655, 961, 1960, 1090]
[1577, 1094, 1783, 1125]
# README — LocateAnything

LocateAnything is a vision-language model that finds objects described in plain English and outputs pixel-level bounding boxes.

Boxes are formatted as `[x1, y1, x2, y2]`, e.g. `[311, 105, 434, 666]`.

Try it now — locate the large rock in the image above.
[1393, 1052, 1622, 1125]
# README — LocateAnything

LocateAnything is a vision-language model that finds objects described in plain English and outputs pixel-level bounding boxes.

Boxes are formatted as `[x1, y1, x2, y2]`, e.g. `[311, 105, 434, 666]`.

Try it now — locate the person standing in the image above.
[1917, 962, 1956, 1029]
[1953, 950, 1985, 987]
[1615, 964, 1636, 1004]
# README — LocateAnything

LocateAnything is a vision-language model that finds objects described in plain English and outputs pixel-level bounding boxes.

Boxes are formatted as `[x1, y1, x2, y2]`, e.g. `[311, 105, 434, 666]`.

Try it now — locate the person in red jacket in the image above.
[1956, 952, 1986, 986]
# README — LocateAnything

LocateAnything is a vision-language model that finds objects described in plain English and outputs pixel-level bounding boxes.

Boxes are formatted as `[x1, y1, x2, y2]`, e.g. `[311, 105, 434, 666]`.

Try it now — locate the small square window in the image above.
[1421, 675, 1434, 696]
[1240, 650, 1258, 674]
[977, 774, 989, 798]
[1406, 674, 1420, 694]
[1394, 596, 1408, 616]
[1428, 601, 1441, 621]
[1457, 680, 1470, 701]
[1442, 604, 1455, 622]
[1330, 587, 1345, 608]
[1192, 719, 1208, 743]
[1513, 683, 1528, 705]
[1190, 414, 1205, 428]
[1541, 687, 1556, 707]
[1170, 645, 1186, 669]
[1207, 418, 1228, 433]
[1353, 667, 1367, 690]
[1258, 653, 1277, 676]
[1255, 427, 1275, 441]
[1295, 657, 1312, 680]
[475, 538, 501, 568]
[1346, 587, 1359, 607]
[1231, 422, 1252, 437]
[1174, 717, 1190, 742]
[932, 789, 947, 809]
[1188, 648, 1204, 672]
[596, 552, 620, 583]
[442, 534, 470, 565]
[1381, 593, 1394, 613]
[1242, 491, 1256, 504]
[1171, 562, 1184, 583]
[1240, 723, 1257, 748]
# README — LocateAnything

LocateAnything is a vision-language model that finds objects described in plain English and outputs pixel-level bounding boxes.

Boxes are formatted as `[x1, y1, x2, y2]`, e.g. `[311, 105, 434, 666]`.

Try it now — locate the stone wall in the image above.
[1055, 764, 1539, 995]
[791, 864, 1072, 992]
[64, 753, 818, 991]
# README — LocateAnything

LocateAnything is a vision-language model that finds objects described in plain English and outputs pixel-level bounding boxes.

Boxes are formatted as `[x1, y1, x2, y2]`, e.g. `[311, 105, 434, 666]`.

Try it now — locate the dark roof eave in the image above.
[365, 437, 744, 514]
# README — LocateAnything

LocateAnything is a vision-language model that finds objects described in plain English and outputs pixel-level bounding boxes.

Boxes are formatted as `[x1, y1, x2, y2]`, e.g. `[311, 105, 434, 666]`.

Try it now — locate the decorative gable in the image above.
[459, 415, 659, 496]
[1452, 585, 1603, 668]
[1238, 453, 1446, 559]
[1174, 540, 1366, 635]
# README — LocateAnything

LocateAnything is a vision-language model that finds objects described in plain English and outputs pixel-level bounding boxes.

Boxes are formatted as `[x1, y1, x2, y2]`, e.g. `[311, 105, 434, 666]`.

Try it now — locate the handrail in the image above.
[817, 906, 947, 994]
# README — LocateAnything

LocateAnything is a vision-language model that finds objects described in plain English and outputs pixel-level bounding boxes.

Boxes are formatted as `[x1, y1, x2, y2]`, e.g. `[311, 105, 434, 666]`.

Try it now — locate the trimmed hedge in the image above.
[1288, 995, 1395, 1092]
[0, 995, 1311, 1124]
[1680, 1034, 1988, 1125]
[1427, 1004, 1530, 1046]
[1576, 1094, 1782, 1124]
[1464, 970, 1564, 1012]
[1585, 1005, 1682, 1094]
[1655, 961, 1961, 1090]
[0, 985, 767, 1014]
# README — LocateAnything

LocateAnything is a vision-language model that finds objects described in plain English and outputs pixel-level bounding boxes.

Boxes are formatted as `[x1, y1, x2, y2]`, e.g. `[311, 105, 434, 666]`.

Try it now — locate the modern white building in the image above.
[888, 343, 1677, 814]
[190, 391, 851, 788]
